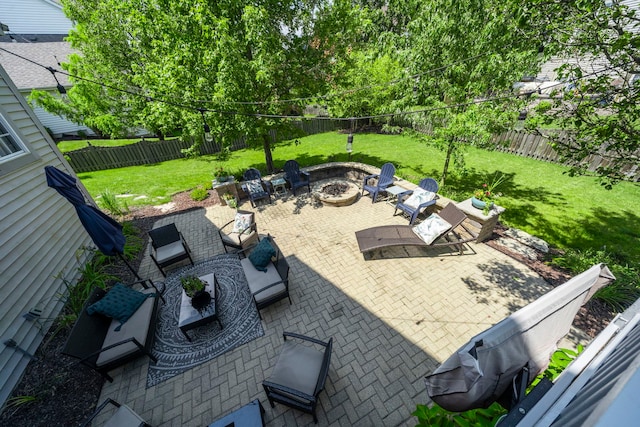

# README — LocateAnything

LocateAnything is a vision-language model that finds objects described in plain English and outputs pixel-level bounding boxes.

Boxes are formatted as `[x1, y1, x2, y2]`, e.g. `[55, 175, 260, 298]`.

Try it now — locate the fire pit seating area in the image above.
[62, 280, 162, 382]
[238, 234, 291, 319]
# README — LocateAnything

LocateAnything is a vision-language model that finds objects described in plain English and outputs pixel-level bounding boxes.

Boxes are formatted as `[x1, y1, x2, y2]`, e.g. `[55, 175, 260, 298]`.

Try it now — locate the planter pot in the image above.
[191, 290, 211, 311]
[471, 196, 493, 211]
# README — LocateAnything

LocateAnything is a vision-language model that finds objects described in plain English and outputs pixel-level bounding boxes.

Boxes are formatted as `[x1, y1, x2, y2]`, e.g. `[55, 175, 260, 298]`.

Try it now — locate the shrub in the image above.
[98, 189, 128, 217]
[551, 248, 640, 312]
[190, 185, 209, 201]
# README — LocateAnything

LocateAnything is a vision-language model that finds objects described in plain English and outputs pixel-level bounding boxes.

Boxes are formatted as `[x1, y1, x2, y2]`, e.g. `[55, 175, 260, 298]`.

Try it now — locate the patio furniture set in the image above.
[64, 192, 331, 425]
[63, 161, 486, 425]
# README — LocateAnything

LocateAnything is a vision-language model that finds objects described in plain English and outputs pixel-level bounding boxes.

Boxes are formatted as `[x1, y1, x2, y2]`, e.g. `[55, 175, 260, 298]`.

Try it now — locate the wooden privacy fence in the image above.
[64, 118, 638, 181]
[65, 118, 349, 172]
[494, 130, 639, 181]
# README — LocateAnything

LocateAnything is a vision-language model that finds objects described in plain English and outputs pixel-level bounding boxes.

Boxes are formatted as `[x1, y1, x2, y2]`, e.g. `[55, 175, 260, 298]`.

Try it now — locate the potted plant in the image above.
[181, 275, 211, 311]
[471, 173, 505, 215]
[181, 275, 206, 298]
[222, 192, 238, 209]
[213, 166, 229, 183]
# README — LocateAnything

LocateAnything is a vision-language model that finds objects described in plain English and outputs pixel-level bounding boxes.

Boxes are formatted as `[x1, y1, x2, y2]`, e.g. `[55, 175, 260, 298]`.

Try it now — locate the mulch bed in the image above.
[0, 191, 613, 425]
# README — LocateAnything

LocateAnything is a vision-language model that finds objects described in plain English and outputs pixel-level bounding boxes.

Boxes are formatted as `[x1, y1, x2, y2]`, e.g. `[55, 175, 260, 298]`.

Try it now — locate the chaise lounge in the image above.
[355, 202, 478, 256]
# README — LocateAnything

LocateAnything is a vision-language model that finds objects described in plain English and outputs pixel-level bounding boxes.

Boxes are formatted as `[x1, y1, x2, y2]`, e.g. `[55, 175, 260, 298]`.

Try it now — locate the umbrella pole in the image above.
[117, 253, 142, 281]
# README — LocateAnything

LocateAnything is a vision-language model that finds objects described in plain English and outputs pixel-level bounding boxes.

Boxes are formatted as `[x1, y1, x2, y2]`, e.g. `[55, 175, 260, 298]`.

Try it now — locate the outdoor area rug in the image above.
[146, 254, 264, 388]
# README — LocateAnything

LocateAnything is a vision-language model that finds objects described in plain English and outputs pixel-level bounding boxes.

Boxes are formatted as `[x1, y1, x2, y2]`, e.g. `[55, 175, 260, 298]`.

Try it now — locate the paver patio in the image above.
[98, 191, 557, 426]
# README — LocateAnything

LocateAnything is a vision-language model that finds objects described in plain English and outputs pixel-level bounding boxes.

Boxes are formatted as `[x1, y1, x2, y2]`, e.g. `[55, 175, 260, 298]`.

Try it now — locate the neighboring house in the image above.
[0, 0, 72, 35]
[0, 63, 92, 407]
[0, 41, 95, 138]
[0, 1, 95, 137]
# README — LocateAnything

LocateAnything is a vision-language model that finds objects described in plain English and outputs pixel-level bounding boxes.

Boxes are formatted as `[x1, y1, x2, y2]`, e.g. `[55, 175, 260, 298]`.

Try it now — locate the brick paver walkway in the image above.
[98, 192, 554, 426]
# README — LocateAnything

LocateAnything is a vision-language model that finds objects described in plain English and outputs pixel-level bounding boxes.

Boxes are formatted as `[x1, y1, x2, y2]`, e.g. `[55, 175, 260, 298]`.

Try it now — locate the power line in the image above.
[0, 45, 623, 123]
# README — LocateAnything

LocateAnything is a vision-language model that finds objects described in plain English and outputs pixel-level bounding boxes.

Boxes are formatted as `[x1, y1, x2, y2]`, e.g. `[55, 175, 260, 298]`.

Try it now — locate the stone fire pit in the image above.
[312, 179, 360, 207]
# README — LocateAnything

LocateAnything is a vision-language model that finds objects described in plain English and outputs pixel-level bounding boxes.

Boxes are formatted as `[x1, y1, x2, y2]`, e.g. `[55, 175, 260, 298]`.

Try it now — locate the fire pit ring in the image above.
[312, 179, 360, 207]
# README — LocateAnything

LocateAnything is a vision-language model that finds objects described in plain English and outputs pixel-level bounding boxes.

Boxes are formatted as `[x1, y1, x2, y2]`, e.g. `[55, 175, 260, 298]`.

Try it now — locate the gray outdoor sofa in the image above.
[62, 280, 162, 382]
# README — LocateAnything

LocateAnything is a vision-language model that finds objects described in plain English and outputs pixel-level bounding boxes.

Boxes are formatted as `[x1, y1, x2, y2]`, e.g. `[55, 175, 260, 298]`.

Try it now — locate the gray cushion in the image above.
[267, 340, 324, 399]
[155, 240, 187, 263]
[96, 288, 155, 367]
[240, 258, 286, 303]
[221, 230, 258, 247]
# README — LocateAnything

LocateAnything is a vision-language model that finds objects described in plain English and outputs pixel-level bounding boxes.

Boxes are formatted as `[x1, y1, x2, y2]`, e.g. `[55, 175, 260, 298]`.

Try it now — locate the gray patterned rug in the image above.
[146, 254, 264, 388]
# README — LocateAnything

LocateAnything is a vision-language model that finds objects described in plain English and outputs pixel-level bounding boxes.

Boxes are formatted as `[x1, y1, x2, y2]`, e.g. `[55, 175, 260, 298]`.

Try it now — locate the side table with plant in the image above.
[471, 173, 505, 215]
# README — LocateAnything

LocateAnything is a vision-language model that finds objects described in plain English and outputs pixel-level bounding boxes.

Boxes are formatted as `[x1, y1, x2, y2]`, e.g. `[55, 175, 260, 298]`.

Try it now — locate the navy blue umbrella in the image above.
[45, 166, 141, 279]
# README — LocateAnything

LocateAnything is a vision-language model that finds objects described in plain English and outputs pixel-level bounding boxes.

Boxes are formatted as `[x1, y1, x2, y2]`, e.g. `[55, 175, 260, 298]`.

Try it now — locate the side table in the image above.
[208, 399, 265, 427]
[384, 185, 407, 205]
[271, 177, 287, 196]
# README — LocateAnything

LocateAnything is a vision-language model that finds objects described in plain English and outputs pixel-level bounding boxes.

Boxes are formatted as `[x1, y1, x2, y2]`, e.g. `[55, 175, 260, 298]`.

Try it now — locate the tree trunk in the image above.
[263, 134, 274, 173]
[441, 137, 455, 187]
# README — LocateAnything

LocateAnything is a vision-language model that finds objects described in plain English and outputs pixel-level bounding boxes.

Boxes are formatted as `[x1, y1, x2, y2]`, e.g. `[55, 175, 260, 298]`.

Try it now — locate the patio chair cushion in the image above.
[241, 258, 287, 303]
[96, 287, 156, 367]
[155, 240, 188, 264]
[412, 213, 451, 245]
[87, 284, 153, 331]
[249, 238, 276, 272]
[232, 212, 253, 234]
[267, 339, 325, 401]
[404, 188, 436, 209]
[245, 179, 264, 195]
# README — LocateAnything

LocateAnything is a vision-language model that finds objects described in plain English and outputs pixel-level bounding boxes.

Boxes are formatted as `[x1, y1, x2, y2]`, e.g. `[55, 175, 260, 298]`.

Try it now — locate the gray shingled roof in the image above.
[0, 41, 75, 89]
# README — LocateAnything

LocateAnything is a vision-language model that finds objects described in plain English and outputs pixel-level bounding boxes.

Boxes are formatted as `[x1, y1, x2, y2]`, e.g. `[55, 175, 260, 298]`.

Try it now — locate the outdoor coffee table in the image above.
[178, 273, 222, 341]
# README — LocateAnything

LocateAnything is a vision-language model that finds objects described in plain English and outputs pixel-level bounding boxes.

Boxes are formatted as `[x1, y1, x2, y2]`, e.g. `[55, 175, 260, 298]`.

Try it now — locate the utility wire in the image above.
[0, 46, 624, 122]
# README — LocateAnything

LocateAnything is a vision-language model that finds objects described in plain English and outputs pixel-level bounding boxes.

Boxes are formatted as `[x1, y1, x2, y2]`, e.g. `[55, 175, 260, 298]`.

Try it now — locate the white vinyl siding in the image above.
[0, 0, 72, 34]
[0, 65, 92, 407]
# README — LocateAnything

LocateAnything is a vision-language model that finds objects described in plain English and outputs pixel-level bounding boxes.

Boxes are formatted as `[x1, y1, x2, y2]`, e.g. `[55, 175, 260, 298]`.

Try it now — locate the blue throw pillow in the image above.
[87, 283, 154, 331]
[248, 238, 276, 272]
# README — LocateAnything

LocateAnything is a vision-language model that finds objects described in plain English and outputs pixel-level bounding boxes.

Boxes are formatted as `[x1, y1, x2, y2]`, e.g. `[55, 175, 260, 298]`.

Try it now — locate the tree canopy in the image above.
[34, 0, 360, 171]
[518, 0, 640, 187]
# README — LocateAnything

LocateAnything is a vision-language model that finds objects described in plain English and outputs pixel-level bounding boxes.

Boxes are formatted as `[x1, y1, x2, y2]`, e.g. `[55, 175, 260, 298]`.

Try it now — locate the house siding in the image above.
[29, 95, 95, 137]
[0, 64, 92, 407]
[0, 0, 72, 34]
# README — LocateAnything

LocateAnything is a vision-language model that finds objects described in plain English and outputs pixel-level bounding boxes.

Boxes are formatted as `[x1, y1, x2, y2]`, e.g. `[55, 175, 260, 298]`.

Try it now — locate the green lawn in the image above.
[77, 131, 640, 261]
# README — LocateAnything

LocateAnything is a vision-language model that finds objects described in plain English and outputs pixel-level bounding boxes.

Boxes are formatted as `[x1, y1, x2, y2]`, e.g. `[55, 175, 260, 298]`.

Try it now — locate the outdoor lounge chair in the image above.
[242, 168, 272, 207]
[148, 223, 193, 276]
[394, 177, 439, 224]
[284, 160, 311, 195]
[218, 210, 260, 255]
[355, 202, 478, 255]
[263, 332, 333, 424]
[80, 398, 150, 427]
[362, 162, 395, 203]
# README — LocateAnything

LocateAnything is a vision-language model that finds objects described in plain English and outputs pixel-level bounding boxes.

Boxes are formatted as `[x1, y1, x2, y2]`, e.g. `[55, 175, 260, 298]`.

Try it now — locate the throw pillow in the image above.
[248, 238, 276, 272]
[86, 283, 154, 331]
[412, 213, 452, 245]
[231, 212, 253, 234]
[404, 188, 436, 209]
[245, 179, 264, 195]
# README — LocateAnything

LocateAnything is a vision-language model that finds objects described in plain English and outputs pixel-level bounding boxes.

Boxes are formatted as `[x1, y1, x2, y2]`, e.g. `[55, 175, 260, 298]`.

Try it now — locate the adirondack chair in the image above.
[362, 162, 395, 203]
[394, 177, 439, 224]
[284, 160, 311, 195]
[242, 168, 272, 207]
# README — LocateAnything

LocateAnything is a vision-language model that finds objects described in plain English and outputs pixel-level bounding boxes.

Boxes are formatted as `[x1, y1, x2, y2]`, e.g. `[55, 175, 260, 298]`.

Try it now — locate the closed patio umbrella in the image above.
[45, 166, 141, 280]
[425, 263, 615, 412]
